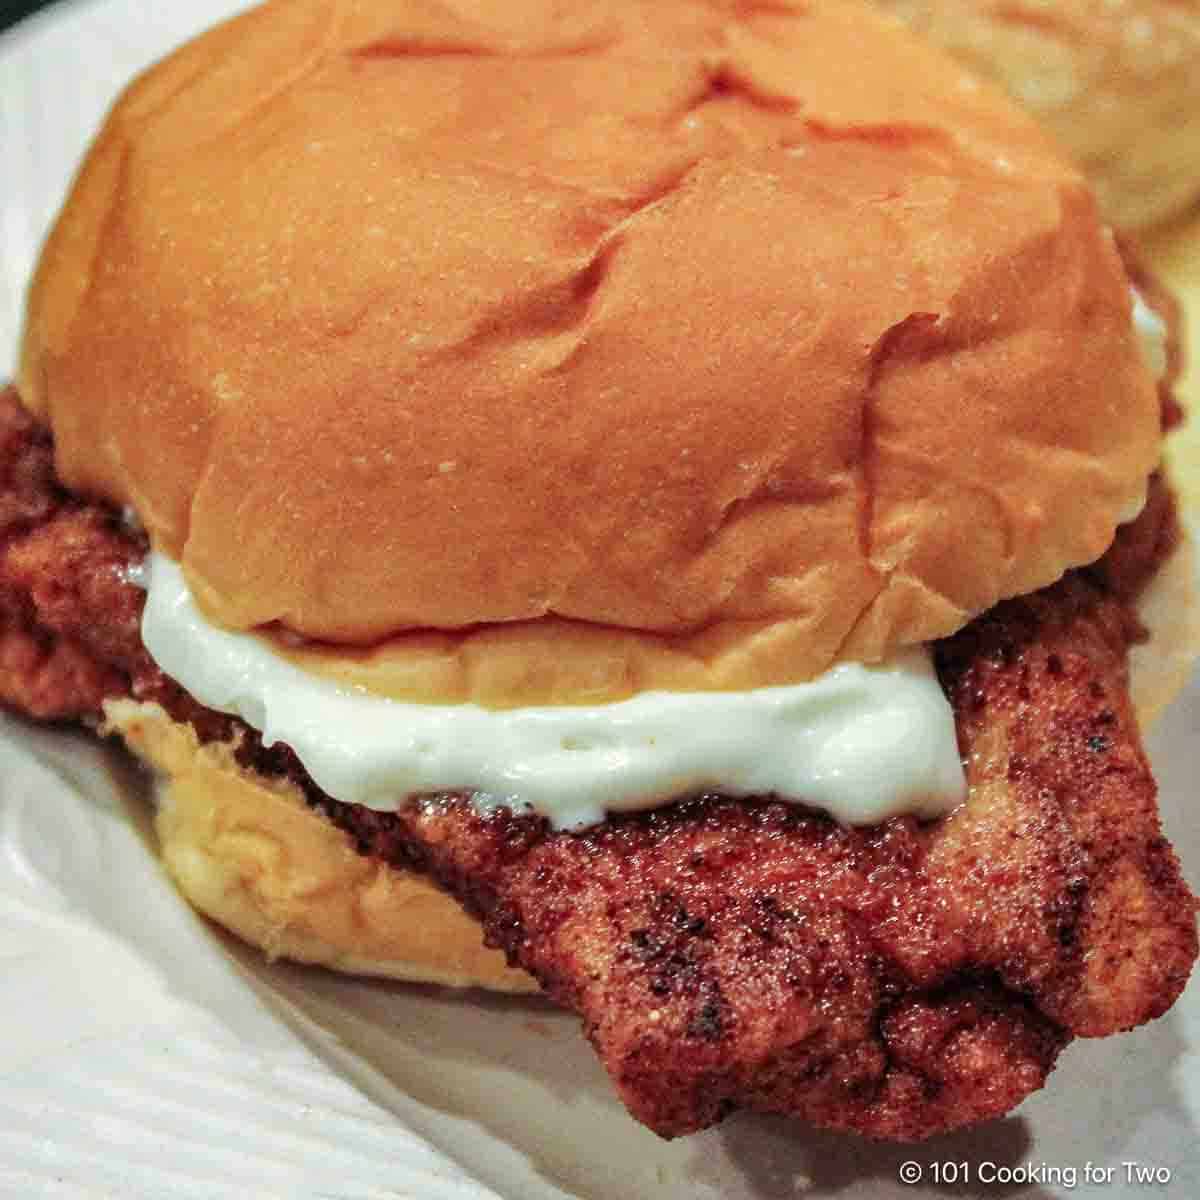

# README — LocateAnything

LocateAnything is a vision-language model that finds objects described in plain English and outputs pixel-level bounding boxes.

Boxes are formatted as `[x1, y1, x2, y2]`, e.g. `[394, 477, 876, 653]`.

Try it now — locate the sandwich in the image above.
[2, 0, 1197, 1141]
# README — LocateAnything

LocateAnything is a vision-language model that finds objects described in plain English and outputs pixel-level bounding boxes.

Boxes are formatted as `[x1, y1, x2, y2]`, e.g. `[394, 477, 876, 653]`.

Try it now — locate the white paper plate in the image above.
[2, 3, 1199, 1197]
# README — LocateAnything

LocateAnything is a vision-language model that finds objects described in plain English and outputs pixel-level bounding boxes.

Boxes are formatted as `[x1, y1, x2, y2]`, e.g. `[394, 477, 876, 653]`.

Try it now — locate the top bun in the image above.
[19, 0, 1159, 685]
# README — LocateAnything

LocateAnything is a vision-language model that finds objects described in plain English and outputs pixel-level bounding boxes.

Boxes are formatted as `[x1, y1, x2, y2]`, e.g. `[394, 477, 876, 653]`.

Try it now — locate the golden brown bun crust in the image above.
[99, 523, 1195, 991]
[879, 0, 1200, 231]
[104, 698, 537, 992]
[19, 0, 1157, 681]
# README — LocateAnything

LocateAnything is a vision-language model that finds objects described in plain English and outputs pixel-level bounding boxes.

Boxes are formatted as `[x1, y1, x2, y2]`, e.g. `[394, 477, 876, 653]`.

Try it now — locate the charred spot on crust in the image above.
[686, 994, 726, 1042]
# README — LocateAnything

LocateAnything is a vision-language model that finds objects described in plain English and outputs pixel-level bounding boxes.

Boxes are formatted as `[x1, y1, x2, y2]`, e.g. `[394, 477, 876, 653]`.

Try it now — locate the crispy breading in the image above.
[933, 578, 1196, 1037]
[354, 574, 1194, 1138]
[0, 390, 126, 719]
[0, 389, 245, 736]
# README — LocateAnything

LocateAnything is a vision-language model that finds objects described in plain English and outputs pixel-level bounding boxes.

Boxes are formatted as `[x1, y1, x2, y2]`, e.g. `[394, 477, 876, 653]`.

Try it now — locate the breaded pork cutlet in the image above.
[356, 569, 1198, 1138]
[1, 383, 1194, 1139]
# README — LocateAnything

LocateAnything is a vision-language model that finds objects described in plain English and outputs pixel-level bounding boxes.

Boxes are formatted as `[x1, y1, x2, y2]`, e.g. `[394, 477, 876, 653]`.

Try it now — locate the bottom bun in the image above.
[104, 698, 537, 993]
[103, 529, 1196, 993]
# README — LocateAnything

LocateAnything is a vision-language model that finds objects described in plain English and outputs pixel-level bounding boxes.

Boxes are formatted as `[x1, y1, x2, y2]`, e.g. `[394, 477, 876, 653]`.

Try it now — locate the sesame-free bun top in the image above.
[19, 0, 1160, 692]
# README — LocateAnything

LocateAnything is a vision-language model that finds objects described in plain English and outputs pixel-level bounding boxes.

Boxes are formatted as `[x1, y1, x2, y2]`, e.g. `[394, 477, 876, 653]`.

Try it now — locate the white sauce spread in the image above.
[141, 554, 967, 829]
[1132, 287, 1168, 381]
[1116, 286, 1169, 526]
[133, 288, 1167, 832]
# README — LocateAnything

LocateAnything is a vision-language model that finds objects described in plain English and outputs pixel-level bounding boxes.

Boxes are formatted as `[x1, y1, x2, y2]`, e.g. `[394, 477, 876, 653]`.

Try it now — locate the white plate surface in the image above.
[1, 3, 1199, 1197]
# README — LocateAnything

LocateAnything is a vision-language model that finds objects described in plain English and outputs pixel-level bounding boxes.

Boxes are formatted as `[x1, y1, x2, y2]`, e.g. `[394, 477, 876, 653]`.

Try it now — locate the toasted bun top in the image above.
[19, 0, 1159, 684]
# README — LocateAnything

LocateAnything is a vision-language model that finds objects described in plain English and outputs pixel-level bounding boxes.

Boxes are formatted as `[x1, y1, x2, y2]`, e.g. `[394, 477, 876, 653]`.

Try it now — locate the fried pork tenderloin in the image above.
[0, 383, 1195, 1140]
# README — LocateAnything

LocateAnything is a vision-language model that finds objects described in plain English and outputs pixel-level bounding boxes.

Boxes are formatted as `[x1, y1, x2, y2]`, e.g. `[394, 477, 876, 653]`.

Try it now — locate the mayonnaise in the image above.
[129, 283, 1169, 832]
[141, 554, 966, 829]
[1117, 286, 1169, 526]
[1132, 286, 1169, 381]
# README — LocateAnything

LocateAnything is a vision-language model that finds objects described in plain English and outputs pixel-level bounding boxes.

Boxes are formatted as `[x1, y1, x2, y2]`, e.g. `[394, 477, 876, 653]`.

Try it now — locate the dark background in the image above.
[2, 1, 60, 36]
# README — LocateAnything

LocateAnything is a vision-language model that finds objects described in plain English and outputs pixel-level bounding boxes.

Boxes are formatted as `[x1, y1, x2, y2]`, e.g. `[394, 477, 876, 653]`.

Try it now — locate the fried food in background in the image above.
[879, 0, 1200, 230]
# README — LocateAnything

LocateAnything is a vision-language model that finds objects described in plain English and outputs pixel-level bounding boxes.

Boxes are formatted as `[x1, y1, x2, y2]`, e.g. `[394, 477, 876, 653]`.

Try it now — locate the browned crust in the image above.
[0, 393, 130, 719]
[359, 573, 1195, 1138]
[933, 575, 1198, 1037]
